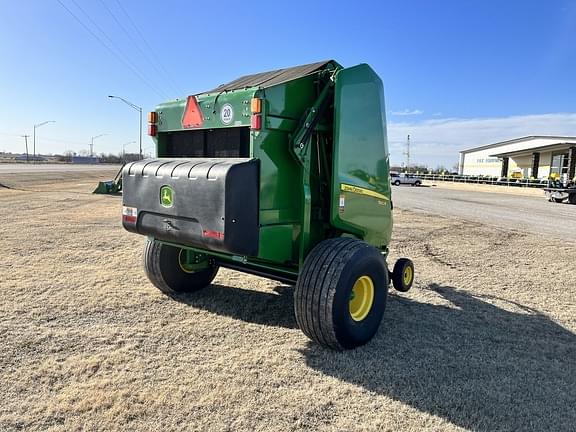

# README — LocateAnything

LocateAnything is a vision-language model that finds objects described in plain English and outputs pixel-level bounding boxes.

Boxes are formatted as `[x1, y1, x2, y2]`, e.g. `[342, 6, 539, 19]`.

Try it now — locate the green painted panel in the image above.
[156, 89, 256, 132]
[331, 64, 392, 247]
[258, 225, 294, 262]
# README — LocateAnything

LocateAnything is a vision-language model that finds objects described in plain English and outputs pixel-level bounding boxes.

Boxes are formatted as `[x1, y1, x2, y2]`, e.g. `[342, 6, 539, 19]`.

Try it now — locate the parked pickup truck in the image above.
[390, 172, 422, 186]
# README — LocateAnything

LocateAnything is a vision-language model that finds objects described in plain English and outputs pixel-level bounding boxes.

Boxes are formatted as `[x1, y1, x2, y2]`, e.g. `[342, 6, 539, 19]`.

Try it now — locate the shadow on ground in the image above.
[172, 284, 297, 329]
[303, 284, 576, 431]
[171, 282, 575, 430]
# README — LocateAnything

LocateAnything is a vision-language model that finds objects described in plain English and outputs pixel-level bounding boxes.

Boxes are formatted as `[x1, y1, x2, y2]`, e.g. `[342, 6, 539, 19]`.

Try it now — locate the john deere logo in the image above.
[160, 185, 174, 208]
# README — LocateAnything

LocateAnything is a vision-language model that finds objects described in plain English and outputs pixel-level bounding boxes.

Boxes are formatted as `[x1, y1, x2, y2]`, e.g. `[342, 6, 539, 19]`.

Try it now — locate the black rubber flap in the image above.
[122, 158, 259, 256]
[205, 60, 335, 93]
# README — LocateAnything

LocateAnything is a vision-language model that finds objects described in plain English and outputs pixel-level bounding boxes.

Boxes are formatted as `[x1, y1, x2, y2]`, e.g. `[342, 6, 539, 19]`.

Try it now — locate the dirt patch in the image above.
[0, 173, 574, 431]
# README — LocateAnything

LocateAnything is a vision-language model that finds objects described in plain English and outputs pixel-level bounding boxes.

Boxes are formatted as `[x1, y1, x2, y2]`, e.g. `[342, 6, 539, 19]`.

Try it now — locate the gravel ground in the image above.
[0, 171, 574, 431]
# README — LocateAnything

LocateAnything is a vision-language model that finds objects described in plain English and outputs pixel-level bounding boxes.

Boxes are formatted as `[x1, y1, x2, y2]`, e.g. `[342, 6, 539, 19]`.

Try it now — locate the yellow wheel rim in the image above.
[178, 249, 195, 273]
[349, 275, 374, 322]
[403, 265, 413, 286]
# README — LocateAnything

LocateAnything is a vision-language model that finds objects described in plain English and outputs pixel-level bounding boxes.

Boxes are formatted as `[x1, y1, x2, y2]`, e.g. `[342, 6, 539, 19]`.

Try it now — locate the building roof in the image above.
[205, 60, 337, 93]
[460, 135, 576, 154]
[490, 142, 576, 158]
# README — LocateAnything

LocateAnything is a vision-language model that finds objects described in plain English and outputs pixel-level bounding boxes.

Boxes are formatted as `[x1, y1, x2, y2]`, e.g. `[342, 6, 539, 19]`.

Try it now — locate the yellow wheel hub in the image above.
[178, 249, 196, 273]
[403, 265, 413, 286]
[349, 275, 374, 322]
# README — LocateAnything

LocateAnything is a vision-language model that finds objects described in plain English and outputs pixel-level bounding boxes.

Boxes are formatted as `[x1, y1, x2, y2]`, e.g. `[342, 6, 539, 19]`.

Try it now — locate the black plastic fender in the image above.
[122, 158, 259, 256]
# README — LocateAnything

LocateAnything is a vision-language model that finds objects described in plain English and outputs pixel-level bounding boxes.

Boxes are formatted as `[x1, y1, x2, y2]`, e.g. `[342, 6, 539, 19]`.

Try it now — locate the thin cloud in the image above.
[388, 113, 576, 167]
[391, 109, 423, 116]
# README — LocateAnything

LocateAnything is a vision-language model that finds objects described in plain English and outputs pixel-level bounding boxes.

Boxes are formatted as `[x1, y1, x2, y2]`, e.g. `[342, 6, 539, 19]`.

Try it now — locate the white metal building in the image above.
[459, 136, 576, 179]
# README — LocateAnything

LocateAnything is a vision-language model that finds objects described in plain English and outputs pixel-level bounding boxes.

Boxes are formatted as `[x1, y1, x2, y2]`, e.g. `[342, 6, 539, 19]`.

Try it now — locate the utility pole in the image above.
[21, 135, 30, 163]
[404, 134, 411, 173]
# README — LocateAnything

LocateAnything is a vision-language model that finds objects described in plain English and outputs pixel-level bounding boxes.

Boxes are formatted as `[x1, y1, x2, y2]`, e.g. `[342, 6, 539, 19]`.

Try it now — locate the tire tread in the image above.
[295, 237, 373, 350]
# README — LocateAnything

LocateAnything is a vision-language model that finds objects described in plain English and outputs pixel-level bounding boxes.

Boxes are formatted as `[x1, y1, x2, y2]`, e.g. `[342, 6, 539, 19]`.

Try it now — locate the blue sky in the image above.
[0, 0, 575, 167]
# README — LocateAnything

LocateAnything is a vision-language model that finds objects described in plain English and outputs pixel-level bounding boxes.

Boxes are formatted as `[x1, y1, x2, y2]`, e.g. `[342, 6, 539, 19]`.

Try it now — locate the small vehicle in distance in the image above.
[390, 171, 422, 186]
[544, 177, 576, 204]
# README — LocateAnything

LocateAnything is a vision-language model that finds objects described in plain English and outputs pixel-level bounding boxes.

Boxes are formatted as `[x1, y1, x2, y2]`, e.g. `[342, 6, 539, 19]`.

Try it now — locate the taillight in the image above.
[182, 95, 203, 128]
[251, 98, 262, 114]
[251, 115, 262, 130]
[148, 111, 158, 136]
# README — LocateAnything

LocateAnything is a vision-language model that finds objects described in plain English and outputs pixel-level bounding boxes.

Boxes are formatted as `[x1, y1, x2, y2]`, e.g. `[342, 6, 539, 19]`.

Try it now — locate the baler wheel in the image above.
[294, 238, 388, 350]
[391, 258, 415, 292]
[143, 239, 218, 294]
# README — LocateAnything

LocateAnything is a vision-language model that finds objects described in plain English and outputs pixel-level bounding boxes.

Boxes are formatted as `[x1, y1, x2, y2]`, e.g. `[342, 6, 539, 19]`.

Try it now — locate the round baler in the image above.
[121, 60, 414, 350]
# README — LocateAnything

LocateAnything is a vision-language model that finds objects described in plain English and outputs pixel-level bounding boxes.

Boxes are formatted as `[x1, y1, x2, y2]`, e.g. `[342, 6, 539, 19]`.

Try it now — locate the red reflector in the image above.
[148, 124, 157, 136]
[122, 206, 137, 224]
[202, 229, 224, 240]
[123, 215, 137, 224]
[251, 114, 262, 130]
[182, 95, 204, 128]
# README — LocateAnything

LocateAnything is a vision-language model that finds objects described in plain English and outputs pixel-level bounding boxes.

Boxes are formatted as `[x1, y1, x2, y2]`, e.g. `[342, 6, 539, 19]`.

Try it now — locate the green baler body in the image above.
[143, 60, 391, 280]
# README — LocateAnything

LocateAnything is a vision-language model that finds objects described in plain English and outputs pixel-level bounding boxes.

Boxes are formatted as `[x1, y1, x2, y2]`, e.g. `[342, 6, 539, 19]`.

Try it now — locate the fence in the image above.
[416, 173, 549, 189]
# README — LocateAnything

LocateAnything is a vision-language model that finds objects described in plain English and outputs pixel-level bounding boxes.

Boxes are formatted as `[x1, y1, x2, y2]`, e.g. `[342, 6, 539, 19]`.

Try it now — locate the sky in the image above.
[0, 0, 575, 167]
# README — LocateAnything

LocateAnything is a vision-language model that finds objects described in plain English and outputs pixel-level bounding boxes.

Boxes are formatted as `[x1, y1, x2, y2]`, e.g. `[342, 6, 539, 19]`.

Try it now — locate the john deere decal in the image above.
[160, 185, 174, 208]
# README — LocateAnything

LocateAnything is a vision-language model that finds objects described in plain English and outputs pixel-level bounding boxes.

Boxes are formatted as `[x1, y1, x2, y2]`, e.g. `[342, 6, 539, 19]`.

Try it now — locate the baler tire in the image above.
[294, 238, 388, 350]
[143, 239, 218, 294]
[392, 258, 414, 292]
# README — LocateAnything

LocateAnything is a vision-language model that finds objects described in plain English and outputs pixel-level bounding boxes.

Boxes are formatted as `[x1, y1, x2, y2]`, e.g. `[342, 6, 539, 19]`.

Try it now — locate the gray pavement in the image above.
[0, 163, 122, 173]
[392, 185, 576, 241]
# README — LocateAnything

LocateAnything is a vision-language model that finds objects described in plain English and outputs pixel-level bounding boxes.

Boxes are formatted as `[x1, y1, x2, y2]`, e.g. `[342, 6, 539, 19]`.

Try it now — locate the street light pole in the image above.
[90, 134, 107, 157]
[33, 120, 55, 163]
[108, 95, 143, 160]
[122, 141, 136, 163]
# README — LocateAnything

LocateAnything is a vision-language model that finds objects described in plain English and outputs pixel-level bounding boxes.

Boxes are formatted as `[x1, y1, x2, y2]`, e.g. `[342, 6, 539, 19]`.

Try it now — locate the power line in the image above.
[113, 0, 184, 96]
[67, 0, 170, 99]
[97, 0, 182, 96]
[55, 0, 169, 99]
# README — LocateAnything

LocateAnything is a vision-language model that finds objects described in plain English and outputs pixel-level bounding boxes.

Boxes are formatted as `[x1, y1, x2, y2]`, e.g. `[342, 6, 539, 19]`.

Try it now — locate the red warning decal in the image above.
[182, 95, 204, 128]
[202, 230, 224, 240]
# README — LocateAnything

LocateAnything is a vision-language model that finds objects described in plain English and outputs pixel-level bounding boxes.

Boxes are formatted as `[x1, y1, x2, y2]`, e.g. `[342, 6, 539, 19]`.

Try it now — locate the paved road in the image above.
[0, 163, 122, 190]
[0, 163, 122, 173]
[393, 185, 576, 241]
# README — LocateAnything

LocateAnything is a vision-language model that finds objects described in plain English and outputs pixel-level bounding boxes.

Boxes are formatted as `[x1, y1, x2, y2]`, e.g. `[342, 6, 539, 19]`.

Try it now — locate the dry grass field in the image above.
[0, 169, 574, 431]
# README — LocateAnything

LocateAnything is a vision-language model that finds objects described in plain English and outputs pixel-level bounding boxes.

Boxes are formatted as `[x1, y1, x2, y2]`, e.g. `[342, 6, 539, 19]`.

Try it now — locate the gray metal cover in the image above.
[205, 60, 336, 93]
